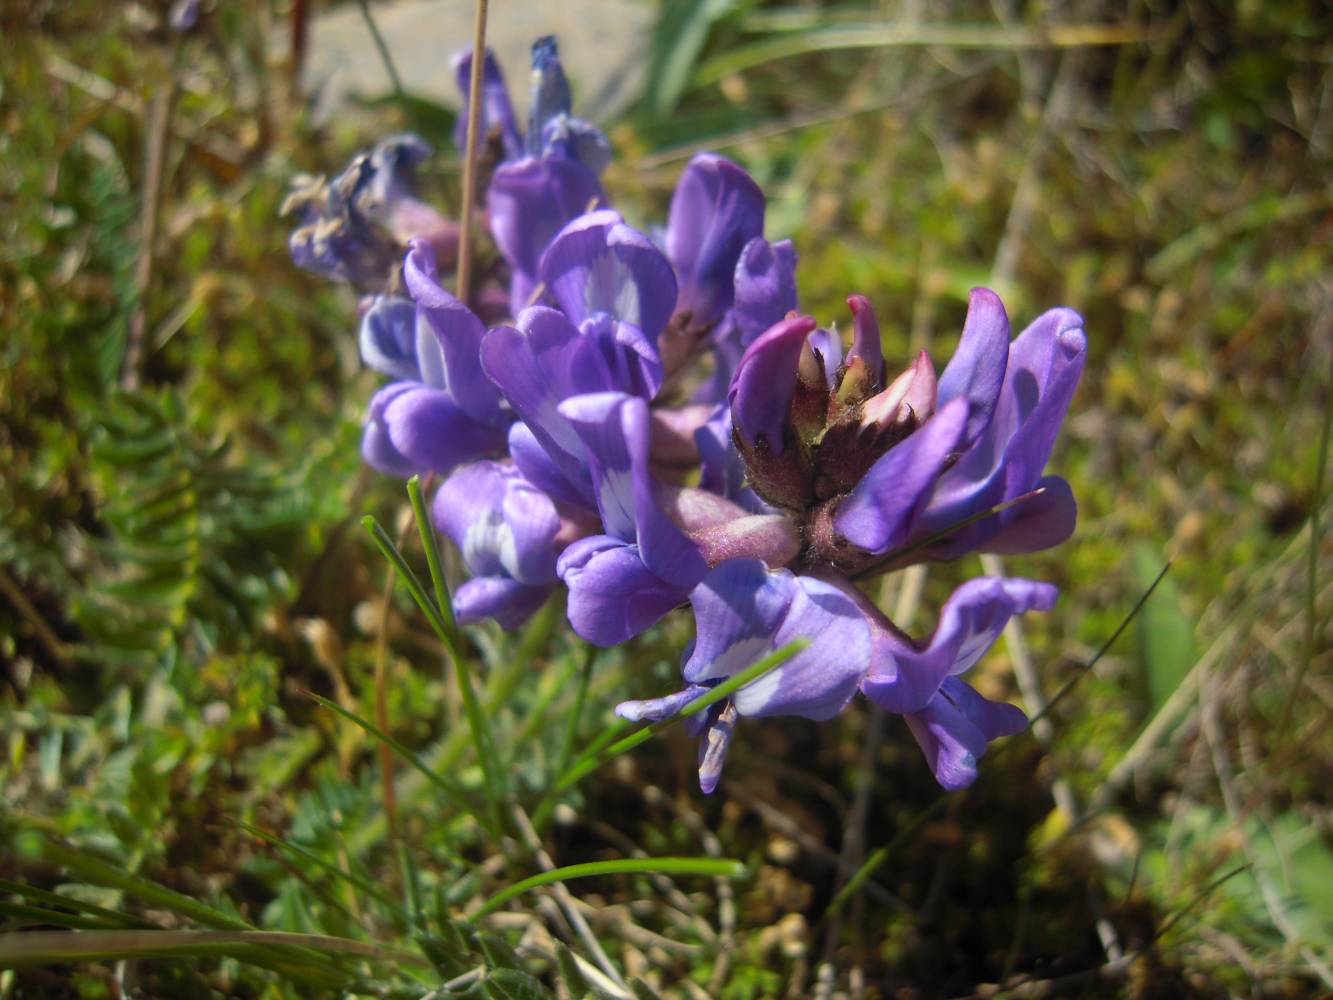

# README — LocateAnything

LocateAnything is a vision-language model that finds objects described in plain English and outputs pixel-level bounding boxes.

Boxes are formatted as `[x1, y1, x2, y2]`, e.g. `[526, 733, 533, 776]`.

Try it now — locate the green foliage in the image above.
[3, 0, 1332, 997]
[72, 389, 314, 669]
[1131, 542, 1195, 715]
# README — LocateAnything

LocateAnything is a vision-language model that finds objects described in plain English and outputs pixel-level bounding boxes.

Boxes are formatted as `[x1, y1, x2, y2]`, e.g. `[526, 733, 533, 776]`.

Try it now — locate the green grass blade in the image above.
[532, 639, 807, 828]
[474, 858, 746, 918]
[0, 902, 125, 931]
[35, 838, 252, 931]
[0, 879, 149, 929]
[552, 644, 598, 785]
[694, 22, 1159, 87]
[0, 928, 428, 969]
[232, 819, 404, 919]
[361, 514, 451, 642]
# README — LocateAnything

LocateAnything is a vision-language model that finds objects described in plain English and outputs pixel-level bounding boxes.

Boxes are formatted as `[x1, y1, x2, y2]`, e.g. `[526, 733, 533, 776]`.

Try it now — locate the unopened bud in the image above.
[860, 351, 937, 443]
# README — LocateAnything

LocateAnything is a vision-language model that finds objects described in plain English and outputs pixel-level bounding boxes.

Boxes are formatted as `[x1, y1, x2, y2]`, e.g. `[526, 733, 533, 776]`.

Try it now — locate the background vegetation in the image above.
[1, 1, 1330, 996]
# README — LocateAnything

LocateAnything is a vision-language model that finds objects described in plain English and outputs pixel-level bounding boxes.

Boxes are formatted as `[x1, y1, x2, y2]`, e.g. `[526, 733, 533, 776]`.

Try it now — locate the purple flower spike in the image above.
[527, 36, 572, 146]
[539, 210, 678, 342]
[615, 559, 870, 792]
[433, 461, 563, 629]
[488, 158, 604, 316]
[521, 36, 613, 173]
[732, 237, 799, 346]
[905, 677, 1028, 790]
[859, 576, 1057, 715]
[834, 396, 969, 554]
[916, 307, 1087, 558]
[453, 48, 523, 162]
[666, 154, 766, 328]
[937, 288, 1011, 449]
[404, 242, 502, 422]
[728, 313, 819, 454]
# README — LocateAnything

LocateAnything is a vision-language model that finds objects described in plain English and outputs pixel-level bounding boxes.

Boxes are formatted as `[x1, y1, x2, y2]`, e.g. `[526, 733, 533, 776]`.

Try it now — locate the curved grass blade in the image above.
[824, 566, 1168, 917]
[232, 820, 405, 919]
[531, 639, 807, 828]
[0, 879, 150, 930]
[474, 858, 746, 918]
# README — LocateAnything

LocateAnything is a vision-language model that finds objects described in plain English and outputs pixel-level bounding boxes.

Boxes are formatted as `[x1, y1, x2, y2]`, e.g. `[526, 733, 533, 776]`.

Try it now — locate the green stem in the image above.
[405, 476, 504, 831]
[531, 639, 807, 828]
[355, 0, 404, 97]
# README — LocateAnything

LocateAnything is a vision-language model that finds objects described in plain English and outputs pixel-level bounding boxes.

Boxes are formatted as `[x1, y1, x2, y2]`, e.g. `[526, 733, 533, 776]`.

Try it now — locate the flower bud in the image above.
[859, 351, 937, 446]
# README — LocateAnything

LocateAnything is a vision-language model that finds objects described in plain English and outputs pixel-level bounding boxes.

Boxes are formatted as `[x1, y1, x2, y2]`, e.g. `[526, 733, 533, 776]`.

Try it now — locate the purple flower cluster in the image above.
[289, 38, 1087, 794]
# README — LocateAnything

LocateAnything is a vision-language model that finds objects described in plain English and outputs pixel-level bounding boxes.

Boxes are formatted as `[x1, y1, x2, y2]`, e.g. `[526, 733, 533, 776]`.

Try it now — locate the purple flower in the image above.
[720, 289, 1084, 572]
[458, 38, 612, 314]
[539, 210, 679, 348]
[616, 559, 871, 792]
[655, 156, 794, 398]
[732, 237, 799, 348]
[488, 160, 605, 317]
[911, 297, 1087, 559]
[285, 134, 455, 291]
[904, 678, 1029, 791]
[359, 243, 510, 477]
[837, 574, 1054, 788]
[554, 393, 708, 645]
[432, 461, 569, 629]
[480, 294, 665, 505]
[666, 154, 766, 331]
[856, 577, 1058, 716]
[452, 48, 523, 162]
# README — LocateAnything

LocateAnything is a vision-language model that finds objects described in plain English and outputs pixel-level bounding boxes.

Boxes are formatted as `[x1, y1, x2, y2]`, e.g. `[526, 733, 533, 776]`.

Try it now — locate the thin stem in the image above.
[474, 858, 745, 919]
[123, 50, 181, 390]
[355, 0, 404, 98]
[455, 0, 491, 304]
[405, 476, 503, 831]
[553, 645, 598, 787]
[531, 640, 808, 828]
[373, 567, 400, 847]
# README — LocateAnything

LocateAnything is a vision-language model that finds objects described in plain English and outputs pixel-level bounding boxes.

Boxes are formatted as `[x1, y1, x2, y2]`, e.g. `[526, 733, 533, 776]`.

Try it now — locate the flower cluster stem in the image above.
[455, 0, 490, 305]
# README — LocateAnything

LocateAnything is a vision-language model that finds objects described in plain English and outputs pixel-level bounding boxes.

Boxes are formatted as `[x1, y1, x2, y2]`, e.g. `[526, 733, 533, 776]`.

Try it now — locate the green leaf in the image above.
[476, 931, 524, 971]
[642, 0, 740, 116]
[554, 941, 589, 996]
[416, 933, 472, 981]
[483, 968, 554, 999]
[629, 980, 665, 1000]
[1131, 543, 1195, 713]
